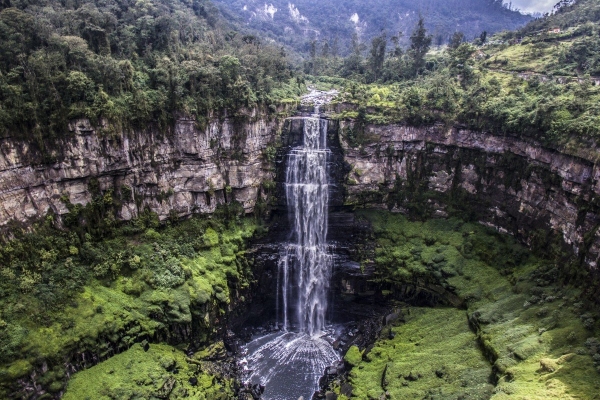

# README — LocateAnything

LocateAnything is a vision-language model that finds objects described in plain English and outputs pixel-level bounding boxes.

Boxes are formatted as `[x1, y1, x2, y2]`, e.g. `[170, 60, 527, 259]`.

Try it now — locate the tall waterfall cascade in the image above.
[241, 112, 339, 399]
[278, 115, 332, 336]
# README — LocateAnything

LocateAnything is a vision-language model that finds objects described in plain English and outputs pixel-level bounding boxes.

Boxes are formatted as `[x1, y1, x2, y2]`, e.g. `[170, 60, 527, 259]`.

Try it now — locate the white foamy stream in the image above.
[242, 110, 339, 399]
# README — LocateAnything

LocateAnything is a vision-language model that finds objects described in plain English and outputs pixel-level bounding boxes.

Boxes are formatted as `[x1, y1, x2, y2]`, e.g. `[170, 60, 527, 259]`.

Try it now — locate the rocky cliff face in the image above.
[0, 113, 284, 227]
[3, 112, 600, 276]
[341, 123, 600, 275]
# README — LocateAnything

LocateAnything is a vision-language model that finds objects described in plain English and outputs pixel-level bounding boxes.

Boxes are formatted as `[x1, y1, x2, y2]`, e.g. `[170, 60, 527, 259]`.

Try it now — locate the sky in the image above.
[508, 0, 556, 14]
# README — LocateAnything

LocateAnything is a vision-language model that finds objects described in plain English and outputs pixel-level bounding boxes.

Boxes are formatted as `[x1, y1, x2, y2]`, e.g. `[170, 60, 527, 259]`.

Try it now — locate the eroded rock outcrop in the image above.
[3, 112, 600, 277]
[0, 113, 284, 226]
[341, 123, 600, 274]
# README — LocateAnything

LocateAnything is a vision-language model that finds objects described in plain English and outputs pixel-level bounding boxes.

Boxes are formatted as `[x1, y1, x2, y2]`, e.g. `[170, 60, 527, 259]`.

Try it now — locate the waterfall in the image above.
[242, 111, 339, 399]
[278, 115, 332, 336]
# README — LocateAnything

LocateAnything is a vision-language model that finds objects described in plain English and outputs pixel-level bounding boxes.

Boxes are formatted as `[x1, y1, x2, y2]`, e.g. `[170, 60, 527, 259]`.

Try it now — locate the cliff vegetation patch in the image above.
[335, 211, 600, 399]
[0, 206, 260, 398]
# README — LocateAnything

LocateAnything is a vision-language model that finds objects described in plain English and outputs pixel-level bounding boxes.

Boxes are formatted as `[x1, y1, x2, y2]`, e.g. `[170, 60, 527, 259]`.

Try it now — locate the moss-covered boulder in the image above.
[63, 343, 234, 399]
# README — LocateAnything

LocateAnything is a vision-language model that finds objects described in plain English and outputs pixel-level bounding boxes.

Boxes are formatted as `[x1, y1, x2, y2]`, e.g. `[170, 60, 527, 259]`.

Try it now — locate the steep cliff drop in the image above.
[240, 108, 339, 399]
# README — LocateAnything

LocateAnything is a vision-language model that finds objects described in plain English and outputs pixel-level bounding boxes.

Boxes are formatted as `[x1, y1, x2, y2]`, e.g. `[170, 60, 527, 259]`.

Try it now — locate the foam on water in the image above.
[242, 110, 339, 398]
[241, 330, 339, 399]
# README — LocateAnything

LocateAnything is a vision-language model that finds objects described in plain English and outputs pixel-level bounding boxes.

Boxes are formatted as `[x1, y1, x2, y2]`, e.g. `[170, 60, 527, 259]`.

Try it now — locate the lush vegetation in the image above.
[302, 0, 600, 151]
[519, 0, 600, 35]
[0, 196, 261, 397]
[1, 0, 600, 398]
[63, 343, 234, 399]
[333, 211, 600, 399]
[212, 0, 530, 55]
[331, 67, 600, 149]
[0, 0, 303, 142]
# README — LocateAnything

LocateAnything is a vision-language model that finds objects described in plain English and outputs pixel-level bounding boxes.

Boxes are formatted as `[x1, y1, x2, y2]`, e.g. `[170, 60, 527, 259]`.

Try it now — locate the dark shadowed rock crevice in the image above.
[338, 122, 600, 289]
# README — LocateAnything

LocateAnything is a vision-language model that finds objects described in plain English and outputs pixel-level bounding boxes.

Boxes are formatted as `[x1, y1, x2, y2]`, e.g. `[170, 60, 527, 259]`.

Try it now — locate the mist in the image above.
[509, 0, 556, 13]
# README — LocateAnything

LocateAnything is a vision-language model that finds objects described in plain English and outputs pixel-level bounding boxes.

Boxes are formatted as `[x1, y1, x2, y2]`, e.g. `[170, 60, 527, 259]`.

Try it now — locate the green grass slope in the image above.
[338, 211, 600, 399]
[63, 343, 234, 399]
[0, 212, 259, 397]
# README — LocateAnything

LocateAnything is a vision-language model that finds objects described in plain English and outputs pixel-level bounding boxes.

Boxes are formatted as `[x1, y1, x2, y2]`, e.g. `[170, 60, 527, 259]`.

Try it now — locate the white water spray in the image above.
[278, 114, 332, 336]
[243, 111, 339, 399]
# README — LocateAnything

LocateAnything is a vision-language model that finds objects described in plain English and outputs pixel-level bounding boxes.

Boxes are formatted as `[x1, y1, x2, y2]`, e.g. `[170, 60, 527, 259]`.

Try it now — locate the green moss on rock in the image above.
[347, 210, 600, 399]
[63, 343, 234, 400]
[348, 307, 493, 399]
[0, 215, 259, 397]
[344, 346, 363, 367]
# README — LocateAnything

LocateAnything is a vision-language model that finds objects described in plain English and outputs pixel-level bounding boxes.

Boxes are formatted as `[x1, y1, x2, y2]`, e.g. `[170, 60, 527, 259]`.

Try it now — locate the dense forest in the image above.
[304, 0, 600, 149]
[0, 0, 301, 141]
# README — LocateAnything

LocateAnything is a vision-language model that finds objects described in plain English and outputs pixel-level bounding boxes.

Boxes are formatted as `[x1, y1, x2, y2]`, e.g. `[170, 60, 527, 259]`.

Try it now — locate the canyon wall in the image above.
[341, 122, 600, 272]
[0, 113, 284, 227]
[2, 112, 600, 274]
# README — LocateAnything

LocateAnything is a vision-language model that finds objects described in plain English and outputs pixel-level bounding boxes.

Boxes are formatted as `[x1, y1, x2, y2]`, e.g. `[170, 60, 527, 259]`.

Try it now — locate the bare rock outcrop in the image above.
[341, 123, 600, 273]
[0, 114, 283, 225]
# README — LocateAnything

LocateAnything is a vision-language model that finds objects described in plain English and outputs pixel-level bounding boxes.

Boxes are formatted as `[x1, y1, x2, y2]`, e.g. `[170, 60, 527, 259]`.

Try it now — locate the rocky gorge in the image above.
[3, 106, 600, 283]
[2, 97, 600, 398]
[2, 97, 599, 277]
[339, 121, 600, 285]
[0, 109, 289, 227]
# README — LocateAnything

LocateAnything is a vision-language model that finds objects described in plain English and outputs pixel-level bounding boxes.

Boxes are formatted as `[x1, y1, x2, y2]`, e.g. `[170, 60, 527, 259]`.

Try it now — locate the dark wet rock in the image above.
[381, 363, 389, 389]
[326, 361, 345, 376]
[237, 382, 265, 400]
[384, 312, 402, 326]
[157, 376, 176, 399]
[340, 383, 353, 396]
[363, 344, 375, 360]
[404, 371, 421, 381]
[325, 392, 338, 400]
[189, 377, 198, 386]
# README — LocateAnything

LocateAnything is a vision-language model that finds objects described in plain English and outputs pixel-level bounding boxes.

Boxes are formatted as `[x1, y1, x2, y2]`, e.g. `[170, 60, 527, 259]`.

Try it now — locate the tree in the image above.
[409, 17, 432, 75]
[448, 43, 476, 87]
[390, 31, 404, 57]
[351, 32, 363, 57]
[321, 40, 330, 58]
[331, 36, 339, 58]
[449, 32, 465, 50]
[479, 31, 488, 45]
[341, 32, 366, 77]
[553, 0, 576, 14]
[368, 32, 387, 82]
[310, 40, 317, 59]
[308, 39, 317, 74]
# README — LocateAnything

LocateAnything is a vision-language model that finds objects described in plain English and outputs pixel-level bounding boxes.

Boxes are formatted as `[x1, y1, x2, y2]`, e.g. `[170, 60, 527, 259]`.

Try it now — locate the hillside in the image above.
[211, 0, 532, 54]
[306, 0, 600, 153]
[520, 0, 600, 33]
[0, 0, 301, 142]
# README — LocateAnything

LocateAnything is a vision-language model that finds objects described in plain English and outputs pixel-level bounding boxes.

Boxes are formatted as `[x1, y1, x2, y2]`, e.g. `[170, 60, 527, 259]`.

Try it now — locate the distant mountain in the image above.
[519, 0, 600, 34]
[212, 0, 532, 53]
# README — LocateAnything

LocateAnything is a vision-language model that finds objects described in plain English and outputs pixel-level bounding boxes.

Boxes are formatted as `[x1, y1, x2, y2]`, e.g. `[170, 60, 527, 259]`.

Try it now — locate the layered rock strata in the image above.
[0, 114, 283, 226]
[2, 114, 600, 275]
[341, 123, 600, 273]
